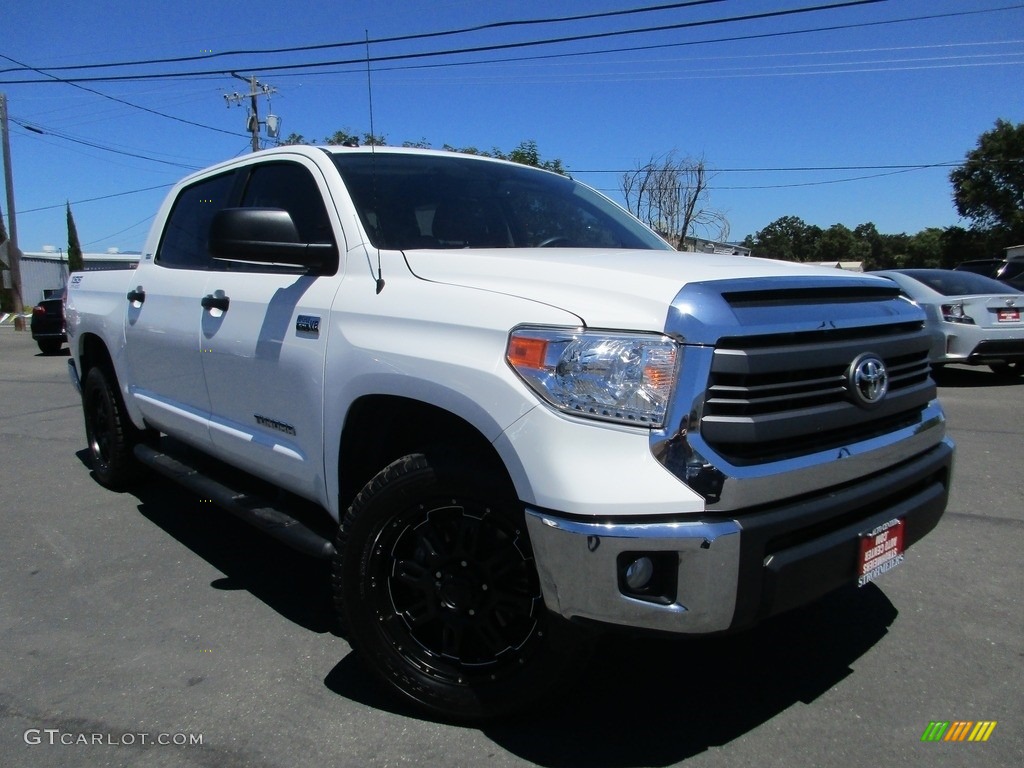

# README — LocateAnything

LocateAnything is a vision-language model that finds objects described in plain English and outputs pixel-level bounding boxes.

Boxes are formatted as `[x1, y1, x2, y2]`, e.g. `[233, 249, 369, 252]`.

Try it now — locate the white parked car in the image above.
[871, 269, 1024, 375]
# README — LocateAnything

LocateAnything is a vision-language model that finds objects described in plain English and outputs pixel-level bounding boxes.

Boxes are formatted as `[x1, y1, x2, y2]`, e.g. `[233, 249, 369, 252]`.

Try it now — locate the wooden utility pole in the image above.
[0, 93, 26, 323]
[224, 75, 277, 153]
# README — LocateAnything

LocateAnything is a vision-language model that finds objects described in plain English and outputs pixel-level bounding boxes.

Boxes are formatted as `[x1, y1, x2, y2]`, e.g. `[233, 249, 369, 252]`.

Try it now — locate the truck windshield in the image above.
[332, 151, 672, 252]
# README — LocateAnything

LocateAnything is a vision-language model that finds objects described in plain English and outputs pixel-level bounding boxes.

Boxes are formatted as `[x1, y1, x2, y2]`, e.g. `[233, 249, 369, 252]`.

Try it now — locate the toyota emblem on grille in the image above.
[848, 353, 888, 408]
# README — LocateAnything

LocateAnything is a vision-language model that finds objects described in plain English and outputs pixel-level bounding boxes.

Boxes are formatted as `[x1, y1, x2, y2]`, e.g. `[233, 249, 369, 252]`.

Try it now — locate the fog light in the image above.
[625, 556, 655, 590]
[617, 551, 678, 604]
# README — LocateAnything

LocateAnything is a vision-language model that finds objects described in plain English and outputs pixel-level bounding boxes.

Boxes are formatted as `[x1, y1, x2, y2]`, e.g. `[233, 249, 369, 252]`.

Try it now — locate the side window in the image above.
[239, 162, 335, 246]
[155, 172, 236, 269]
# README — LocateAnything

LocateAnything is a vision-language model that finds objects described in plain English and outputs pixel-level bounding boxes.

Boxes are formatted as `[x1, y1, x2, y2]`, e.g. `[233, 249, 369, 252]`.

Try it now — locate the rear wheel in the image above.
[333, 450, 585, 721]
[36, 339, 62, 355]
[989, 362, 1023, 377]
[82, 366, 145, 488]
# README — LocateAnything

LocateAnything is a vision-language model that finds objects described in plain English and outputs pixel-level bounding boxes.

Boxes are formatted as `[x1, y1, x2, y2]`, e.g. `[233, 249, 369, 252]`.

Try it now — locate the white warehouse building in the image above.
[18, 247, 139, 305]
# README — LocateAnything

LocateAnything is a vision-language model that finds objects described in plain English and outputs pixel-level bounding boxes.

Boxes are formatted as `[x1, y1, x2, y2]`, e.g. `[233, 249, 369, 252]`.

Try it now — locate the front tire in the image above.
[333, 451, 584, 721]
[82, 366, 144, 488]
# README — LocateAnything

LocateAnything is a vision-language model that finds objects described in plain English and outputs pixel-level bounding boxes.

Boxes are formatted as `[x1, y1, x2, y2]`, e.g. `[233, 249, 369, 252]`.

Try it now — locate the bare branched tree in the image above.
[621, 151, 729, 248]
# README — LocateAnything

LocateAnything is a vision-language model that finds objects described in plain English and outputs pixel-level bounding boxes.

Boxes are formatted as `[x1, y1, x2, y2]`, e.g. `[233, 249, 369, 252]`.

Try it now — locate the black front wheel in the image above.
[333, 451, 585, 721]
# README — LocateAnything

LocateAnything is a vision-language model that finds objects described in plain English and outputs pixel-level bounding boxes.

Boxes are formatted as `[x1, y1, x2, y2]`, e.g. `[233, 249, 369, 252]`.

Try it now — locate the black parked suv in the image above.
[30, 296, 66, 354]
[954, 259, 1024, 290]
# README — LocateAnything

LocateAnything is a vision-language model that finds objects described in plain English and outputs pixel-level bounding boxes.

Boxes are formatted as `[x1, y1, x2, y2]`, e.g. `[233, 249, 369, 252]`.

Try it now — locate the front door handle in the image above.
[126, 287, 145, 304]
[201, 294, 230, 312]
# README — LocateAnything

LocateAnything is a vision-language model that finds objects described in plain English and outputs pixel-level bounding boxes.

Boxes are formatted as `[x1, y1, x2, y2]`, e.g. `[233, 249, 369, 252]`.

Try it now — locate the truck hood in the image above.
[403, 248, 838, 330]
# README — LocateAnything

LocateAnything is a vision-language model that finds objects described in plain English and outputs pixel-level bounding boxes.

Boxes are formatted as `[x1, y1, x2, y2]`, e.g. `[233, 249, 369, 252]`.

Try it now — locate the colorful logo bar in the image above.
[921, 721, 997, 742]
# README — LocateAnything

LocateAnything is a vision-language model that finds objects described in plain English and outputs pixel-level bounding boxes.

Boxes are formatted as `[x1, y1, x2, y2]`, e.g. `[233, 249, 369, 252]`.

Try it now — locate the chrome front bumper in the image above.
[525, 437, 953, 635]
[525, 511, 742, 633]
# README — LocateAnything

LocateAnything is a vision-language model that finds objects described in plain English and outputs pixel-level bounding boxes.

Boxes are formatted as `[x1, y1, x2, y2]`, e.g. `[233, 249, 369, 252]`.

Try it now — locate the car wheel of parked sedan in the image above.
[36, 339, 63, 355]
[989, 362, 1023, 377]
[82, 366, 146, 488]
[333, 449, 588, 721]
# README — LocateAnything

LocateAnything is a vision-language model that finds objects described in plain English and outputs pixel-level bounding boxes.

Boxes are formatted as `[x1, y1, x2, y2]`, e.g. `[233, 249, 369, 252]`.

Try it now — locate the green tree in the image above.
[442, 139, 565, 174]
[905, 227, 944, 268]
[816, 223, 870, 264]
[66, 202, 84, 273]
[324, 129, 386, 146]
[938, 226, 997, 267]
[878, 232, 911, 268]
[282, 131, 564, 173]
[949, 119, 1024, 239]
[854, 222, 886, 270]
[749, 216, 822, 262]
[502, 139, 565, 174]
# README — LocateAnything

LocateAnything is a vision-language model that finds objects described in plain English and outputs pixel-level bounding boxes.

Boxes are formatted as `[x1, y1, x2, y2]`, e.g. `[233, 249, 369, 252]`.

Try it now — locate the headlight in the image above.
[507, 327, 678, 428]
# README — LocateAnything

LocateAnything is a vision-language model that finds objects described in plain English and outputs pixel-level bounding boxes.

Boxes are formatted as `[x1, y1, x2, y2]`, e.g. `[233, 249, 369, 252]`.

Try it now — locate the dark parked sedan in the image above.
[30, 297, 66, 354]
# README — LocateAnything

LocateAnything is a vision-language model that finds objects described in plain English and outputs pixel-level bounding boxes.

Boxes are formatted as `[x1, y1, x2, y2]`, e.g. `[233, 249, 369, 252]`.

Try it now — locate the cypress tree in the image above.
[66, 202, 84, 273]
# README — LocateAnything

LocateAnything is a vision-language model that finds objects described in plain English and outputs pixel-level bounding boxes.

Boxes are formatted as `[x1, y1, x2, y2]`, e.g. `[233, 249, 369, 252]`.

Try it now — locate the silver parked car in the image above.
[870, 269, 1023, 376]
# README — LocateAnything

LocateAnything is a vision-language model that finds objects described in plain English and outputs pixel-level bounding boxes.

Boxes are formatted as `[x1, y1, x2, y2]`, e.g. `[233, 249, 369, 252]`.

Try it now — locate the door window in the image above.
[242, 162, 335, 245]
[155, 171, 236, 269]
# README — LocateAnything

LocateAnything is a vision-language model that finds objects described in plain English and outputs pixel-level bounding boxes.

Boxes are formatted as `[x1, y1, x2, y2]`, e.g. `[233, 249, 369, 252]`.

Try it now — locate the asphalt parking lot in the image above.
[0, 327, 1020, 768]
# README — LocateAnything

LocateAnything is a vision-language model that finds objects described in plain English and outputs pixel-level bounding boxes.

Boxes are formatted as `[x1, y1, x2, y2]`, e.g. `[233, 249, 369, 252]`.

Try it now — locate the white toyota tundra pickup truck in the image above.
[65, 145, 954, 720]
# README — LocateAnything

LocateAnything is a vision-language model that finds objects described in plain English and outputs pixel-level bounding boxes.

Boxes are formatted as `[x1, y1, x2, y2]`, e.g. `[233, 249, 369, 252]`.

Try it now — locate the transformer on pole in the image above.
[224, 74, 279, 152]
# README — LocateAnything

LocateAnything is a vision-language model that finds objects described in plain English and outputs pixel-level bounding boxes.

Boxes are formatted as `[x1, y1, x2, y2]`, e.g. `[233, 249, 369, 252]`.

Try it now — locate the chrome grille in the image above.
[701, 322, 935, 464]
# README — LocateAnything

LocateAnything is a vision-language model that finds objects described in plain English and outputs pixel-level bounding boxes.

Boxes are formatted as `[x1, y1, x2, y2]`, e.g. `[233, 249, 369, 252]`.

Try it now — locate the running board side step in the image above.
[133, 443, 337, 559]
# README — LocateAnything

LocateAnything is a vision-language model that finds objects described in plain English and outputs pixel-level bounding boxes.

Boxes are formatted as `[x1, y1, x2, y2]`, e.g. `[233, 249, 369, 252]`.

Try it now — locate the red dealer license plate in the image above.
[997, 307, 1020, 322]
[857, 518, 905, 587]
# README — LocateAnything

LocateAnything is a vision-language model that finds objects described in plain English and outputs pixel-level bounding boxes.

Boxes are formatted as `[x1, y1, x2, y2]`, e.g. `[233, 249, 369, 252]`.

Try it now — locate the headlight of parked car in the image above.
[507, 327, 678, 428]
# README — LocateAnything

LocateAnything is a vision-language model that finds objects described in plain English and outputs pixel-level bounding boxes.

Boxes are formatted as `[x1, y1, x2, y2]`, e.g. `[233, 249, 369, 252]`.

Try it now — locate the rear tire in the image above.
[37, 339, 62, 355]
[82, 366, 145, 488]
[333, 450, 586, 721]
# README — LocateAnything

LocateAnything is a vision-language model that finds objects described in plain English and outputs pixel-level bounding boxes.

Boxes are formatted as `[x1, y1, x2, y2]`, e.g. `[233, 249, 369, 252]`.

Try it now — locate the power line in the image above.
[0, 1, 734, 75]
[577, 162, 963, 173]
[83, 213, 156, 247]
[267, 4, 1024, 82]
[377, 53, 1024, 86]
[587, 162, 962, 194]
[9, 116, 202, 169]
[18, 160, 967, 218]
[711, 166, 952, 190]
[0, 0, 891, 84]
[0, 53, 247, 138]
[16, 183, 174, 215]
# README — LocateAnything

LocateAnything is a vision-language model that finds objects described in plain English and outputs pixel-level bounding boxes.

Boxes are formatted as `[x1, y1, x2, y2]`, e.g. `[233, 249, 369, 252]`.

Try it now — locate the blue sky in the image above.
[2, 0, 1022, 254]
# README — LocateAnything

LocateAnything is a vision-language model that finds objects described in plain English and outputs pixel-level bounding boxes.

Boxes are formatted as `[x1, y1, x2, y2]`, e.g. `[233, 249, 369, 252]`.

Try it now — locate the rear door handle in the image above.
[126, 287, 146, 304]
[201, 294, 230, 312]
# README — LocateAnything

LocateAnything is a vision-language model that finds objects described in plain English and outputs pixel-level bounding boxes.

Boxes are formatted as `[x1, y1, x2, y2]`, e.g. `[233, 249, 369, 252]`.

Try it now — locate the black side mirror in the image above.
[209, 208, 337, 273]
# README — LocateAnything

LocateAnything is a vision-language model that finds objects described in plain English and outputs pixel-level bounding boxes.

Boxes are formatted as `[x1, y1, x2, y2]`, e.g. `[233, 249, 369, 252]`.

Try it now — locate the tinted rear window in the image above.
[899, 269, 1022, 296]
